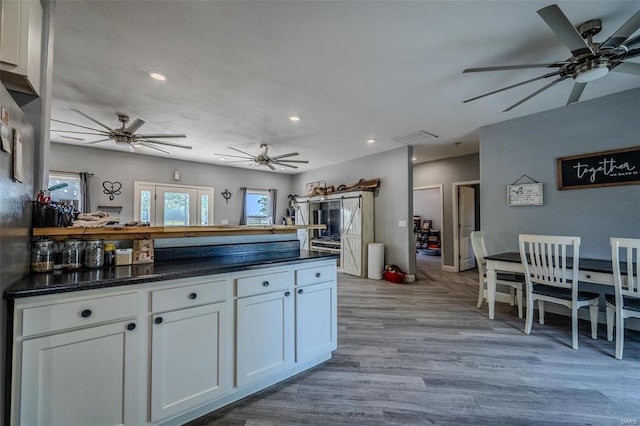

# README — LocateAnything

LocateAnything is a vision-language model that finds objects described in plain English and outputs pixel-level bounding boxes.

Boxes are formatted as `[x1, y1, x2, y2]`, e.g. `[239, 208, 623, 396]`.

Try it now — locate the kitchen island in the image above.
[6, 238, 338, 425]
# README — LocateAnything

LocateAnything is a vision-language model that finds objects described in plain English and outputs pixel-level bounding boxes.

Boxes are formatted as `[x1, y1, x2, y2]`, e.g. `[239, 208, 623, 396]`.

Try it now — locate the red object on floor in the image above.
[383, 270, 405, 284]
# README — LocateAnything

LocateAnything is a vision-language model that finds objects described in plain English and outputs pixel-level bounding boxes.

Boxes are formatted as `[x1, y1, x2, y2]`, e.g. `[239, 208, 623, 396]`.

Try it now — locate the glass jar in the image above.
[62, 240, 82, 270]
[103, 243, 116, 267]
[31, 240, 54, 273]
[84, 240, 104, 268]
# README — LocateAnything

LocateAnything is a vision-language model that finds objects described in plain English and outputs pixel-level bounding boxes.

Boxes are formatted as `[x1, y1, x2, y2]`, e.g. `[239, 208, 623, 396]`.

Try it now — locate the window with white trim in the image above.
[134, 181, 213, 226]
[48, 171, 82, 211]
[245, 189, 272, 225]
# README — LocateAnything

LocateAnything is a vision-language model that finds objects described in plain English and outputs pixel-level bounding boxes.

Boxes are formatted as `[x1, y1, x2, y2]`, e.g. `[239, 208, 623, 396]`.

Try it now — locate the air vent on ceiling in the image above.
[394, 130, 439, 145]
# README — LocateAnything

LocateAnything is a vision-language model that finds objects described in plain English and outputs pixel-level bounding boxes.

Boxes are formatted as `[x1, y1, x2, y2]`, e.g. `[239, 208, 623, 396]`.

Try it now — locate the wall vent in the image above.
[394, 130, 439, 145]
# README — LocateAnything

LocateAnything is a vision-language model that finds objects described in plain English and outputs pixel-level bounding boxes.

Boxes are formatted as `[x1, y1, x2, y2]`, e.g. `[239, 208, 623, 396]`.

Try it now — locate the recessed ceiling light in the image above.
[412, 156, 417, 161]
[149, 71, 167, 81]
[219, 157, 226, 161]
[367, 139, 376, 144]
[289, 116, 300, 122]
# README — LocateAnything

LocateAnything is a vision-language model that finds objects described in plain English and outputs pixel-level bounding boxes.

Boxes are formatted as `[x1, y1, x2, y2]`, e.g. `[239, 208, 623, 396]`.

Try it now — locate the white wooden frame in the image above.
[506, 182, 543, 206]
[133, 181, 214, 226]
[452, 180, 480, 273]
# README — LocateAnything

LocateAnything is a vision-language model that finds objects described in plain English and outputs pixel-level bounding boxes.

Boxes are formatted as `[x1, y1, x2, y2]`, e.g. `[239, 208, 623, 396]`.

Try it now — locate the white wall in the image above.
[292, 147, 414, 274]
[480, 88, 640, 260]
[50, 143, 294, 225]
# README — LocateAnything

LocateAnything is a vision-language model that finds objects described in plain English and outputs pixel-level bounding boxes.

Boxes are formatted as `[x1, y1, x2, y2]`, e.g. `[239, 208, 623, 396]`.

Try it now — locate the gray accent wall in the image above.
[292, 147, 415, 274]
[50, 143, 294, 225]
[413, 187, 441, 230]
[480, 88, 640, 260]
[413, 153, 480, 267]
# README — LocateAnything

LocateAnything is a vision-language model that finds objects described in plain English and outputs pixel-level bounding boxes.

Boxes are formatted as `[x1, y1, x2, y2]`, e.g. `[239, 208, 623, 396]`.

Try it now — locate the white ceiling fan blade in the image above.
[84, 138, 112, 144]
[51, 118, 111, 134]
[601, 10, 640, 50]
[273, 159, 309, 164]
[60, 135, 84, 141]
[503, 77, 564, 112]
[213, 153, 254, 159]
[129, 145, 136, 152]
[221, 159, 256, 163]
[137, 133, 186, 138]
[126, 118, 145, 134]
[567, 82, 587, 105]
[71, 108, 114, 132]
[267, 163, 276, 171]
[141, 139, 192, 149]
[271, 152, 299, 160]
[463, 71, 562, 103]
[272, 161, 298, 169]
[537, 5, 593, 57]
[139, 142, 172, 154]
[228, 146, 257, 157]
[51, 129, 109, 136]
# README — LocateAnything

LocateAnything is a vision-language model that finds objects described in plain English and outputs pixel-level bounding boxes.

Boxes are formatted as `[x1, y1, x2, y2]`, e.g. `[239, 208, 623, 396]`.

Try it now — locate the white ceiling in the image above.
[50, 1, 640, 173]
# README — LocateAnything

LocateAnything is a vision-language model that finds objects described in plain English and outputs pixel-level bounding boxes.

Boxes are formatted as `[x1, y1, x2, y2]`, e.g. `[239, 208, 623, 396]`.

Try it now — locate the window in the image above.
[134, 182, 213, 226]
[245, 189, 272, 225]
[48, 172, 82, 211]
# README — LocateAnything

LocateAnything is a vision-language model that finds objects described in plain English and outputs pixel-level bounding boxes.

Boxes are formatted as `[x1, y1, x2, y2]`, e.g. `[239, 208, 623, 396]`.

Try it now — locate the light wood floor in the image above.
[189, 261, 640, 425]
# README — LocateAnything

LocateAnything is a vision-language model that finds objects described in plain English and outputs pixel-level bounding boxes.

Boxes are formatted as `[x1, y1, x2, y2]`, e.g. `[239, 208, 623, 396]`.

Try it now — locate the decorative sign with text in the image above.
[557, 146, 640, 190]
[507, 183, 543, 206]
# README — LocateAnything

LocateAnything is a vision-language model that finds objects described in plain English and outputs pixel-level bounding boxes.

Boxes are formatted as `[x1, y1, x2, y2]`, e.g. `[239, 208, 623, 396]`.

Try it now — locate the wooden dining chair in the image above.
[471, 231, 524, 318]
[606, 237, 640, 359]
[519, 234, 599, 350]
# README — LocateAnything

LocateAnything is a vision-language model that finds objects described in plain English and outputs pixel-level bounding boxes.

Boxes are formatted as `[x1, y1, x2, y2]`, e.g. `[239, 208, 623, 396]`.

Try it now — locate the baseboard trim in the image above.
[442, 265, 456, 273]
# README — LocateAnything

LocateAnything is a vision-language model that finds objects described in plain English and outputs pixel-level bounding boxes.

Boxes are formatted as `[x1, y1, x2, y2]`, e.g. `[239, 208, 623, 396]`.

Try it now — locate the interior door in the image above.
[341, 198, 362, 276]
[459, 186, 476, 271]
[156, 186, 197, 226]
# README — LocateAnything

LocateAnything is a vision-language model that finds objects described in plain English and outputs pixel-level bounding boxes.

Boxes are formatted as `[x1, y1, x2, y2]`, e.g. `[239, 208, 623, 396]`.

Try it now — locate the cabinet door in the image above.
[296, 281, 337, 363]
[20, 321, 139, 426]
[151, 302, 231, 422]
[295, 203, 309, 250]
[341, 197, 363, 275]
[236, 289, 294, 387]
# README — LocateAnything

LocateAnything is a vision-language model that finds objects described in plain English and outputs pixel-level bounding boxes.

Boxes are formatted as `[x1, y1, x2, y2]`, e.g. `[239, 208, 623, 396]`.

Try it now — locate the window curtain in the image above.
[268, 188, 277, 225]
[239, 187, 247, 225]
[79, 172, 92, 213]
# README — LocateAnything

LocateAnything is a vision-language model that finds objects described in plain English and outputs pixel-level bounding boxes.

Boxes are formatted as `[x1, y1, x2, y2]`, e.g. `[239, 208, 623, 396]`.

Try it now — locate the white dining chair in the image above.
[519, 234, 599, 350]
[606, 237, 640, 360]
[471, 231, 524, 318]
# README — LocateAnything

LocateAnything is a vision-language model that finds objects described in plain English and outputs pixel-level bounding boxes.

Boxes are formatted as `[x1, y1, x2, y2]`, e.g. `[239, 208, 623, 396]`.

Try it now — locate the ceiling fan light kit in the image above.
[463, 4, 640, 111]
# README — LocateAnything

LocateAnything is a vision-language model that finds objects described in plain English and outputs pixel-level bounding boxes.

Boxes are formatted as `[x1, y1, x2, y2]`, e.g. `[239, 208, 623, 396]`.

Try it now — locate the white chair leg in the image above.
[615, 310, 624, 360]
[589, 303, 598, 340]
[516, 288, 523, 319]
[538, 299, 545, 325]
[477, 281, 484, 308]
[571, 306, 579, 350]
[606, 305, 614, 341]
[524, 295, 534, 335]
[509, 287, 515, 306]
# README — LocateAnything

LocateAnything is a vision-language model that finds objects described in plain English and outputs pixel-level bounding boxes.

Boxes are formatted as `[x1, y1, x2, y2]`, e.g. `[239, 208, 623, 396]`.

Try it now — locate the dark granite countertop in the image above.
[6, 250, 338, 299]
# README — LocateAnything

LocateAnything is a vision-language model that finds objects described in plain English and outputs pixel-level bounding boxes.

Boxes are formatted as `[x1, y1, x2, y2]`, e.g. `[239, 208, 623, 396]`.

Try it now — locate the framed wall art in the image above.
[507, 182, 543, 206]
[557, 146, 640, 190]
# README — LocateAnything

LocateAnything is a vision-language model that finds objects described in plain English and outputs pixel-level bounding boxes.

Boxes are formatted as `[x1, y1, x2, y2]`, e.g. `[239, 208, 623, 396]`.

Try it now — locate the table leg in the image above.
[486, 268, 497, 320]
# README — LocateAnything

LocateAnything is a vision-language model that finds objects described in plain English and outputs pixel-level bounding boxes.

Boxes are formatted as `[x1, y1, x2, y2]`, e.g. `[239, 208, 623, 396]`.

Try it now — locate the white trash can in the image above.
[368, 243, 384, 280]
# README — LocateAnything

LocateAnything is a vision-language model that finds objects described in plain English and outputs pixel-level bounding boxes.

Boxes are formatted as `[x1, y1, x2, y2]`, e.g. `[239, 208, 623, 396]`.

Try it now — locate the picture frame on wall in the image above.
[305, 180, 326, 195]
[506, 182, 543, 206]
[13, 129, 24, 182]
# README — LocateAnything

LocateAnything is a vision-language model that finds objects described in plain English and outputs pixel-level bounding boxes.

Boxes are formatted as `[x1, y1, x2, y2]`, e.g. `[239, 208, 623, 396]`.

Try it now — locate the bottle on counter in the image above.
[62, 240, 82, 270]
[84, 240, 104, 268]
[103, 243, 116, 267]
[31, 240, 54, 273]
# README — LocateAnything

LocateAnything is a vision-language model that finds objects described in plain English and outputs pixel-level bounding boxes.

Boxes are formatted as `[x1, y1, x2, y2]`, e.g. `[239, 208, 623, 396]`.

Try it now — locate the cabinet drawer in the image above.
[152, 280, 228, 313]
[236, 271, 292, 298]
[22, 293, 138, 337]
[296, 264, 336, 287]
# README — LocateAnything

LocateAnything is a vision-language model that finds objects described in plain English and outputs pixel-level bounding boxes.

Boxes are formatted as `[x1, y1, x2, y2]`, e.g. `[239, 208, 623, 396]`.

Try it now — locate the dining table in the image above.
[484, 252, 618, 320]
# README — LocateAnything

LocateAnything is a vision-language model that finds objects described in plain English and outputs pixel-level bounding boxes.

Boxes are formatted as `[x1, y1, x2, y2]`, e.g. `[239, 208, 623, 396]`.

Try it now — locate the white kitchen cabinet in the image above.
[20, 320, 139, 426]
[0, 0, 42, 96]
[295, 263, 337, 363]
[236, 272, 295, 388]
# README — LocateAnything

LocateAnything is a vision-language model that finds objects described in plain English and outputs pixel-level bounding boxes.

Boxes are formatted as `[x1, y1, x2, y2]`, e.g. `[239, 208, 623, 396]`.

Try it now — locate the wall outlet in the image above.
[221, 219, 229, 225]
[399, 220, 407, 228]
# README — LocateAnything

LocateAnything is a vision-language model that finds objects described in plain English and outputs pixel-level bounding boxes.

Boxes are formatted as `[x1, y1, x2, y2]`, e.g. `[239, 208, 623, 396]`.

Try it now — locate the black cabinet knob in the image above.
[262, 281, 270, 287]
[80, 309, 92, 318]
[315, 272, 321, 278]
[586, 274, 592, 279]
[285, 291, 291, 297]
[298, 289, 304, 294]
[189, 292, 197, 300]
[155, 317, 163, 325]
[126, 323, 136, 331]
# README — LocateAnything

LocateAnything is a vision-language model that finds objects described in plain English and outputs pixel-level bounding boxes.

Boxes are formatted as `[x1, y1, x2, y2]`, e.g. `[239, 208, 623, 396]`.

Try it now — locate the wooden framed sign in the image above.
[507, 183, 543, 206]
[557, 146, 640, 190]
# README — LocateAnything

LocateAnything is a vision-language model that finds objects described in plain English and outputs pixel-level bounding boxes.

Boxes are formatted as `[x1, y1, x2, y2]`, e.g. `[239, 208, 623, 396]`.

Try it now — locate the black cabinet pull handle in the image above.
[285, 291, 291, 297]
[126, 323, 136, 331]
[189, 292, 197, 300]
[586, 274, 592, 279]
[262, 281, 270, 287]
[298, 289, 303, 294]
[315, 272, 321, 278]
[81, 309, 92, 318]
[155, 317, 163, 325]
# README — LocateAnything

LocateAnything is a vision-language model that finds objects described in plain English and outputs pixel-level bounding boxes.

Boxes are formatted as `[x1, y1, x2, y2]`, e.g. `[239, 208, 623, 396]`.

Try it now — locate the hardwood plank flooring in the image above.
[188, 261, 640, 425]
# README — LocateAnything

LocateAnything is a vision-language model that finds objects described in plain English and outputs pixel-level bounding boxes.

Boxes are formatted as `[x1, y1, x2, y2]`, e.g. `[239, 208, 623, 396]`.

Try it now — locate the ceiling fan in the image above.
[215, 144, 309, 170]
[51, 109, 192, 154]
[463, 4, 640, 112]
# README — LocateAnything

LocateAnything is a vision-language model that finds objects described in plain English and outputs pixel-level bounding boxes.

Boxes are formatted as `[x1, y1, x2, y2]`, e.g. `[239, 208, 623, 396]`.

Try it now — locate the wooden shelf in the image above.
[32, 225, 326, 241]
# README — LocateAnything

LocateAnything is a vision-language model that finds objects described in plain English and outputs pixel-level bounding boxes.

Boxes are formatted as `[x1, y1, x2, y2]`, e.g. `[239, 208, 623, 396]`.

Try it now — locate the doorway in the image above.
[452, 181, 480, 272]
[413, 185, 443, 268]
